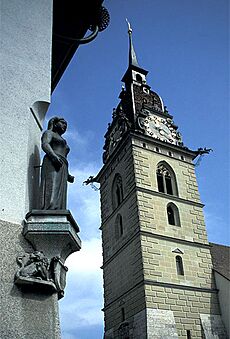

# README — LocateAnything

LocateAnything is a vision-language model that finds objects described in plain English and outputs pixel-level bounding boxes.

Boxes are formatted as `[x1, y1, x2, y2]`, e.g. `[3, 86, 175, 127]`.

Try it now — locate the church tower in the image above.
[95, 24, 227, 338]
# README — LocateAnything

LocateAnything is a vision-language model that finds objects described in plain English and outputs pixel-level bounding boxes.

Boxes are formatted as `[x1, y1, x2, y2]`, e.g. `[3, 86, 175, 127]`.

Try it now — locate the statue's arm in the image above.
[41, 131, 56, 159]
[41, 131, 62, 169]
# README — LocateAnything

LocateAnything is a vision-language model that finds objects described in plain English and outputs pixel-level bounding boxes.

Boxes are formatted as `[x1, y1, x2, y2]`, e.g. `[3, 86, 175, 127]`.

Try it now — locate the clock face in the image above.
[138, 113, 183, 145]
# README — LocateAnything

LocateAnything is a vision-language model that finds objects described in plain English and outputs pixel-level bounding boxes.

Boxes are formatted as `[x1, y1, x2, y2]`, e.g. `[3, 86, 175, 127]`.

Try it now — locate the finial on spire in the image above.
[126, 18, 132, 34]
[125, 19, 140, 68]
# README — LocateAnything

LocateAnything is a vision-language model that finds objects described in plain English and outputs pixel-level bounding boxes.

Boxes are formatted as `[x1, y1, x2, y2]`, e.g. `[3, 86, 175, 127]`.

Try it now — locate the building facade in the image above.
[96, 26, 228, 338]
[0, 1, 107, 338]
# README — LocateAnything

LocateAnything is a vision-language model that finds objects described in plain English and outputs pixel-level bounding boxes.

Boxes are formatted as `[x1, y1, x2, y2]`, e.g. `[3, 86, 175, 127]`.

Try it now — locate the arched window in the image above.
[136, 74, 142, 83]
[156, 163, 178, 196]
[175, 256, 184, 275]
[115, 214, 123, 240]
[112, 174, 123, 209]
[167, 203, 180, 226]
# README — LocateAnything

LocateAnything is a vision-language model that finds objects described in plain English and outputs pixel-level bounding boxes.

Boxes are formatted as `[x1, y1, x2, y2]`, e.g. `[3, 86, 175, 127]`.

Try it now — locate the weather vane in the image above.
[126, 18, 132, 34]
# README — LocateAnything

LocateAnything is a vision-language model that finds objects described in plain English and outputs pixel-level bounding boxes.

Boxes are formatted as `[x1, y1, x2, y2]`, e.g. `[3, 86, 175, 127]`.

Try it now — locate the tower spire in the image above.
[126, 19, 140, 68]
[122, 20, 148, 85]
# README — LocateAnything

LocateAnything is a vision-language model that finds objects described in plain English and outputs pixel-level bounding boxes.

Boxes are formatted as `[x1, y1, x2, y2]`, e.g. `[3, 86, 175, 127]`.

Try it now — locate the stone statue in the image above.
[15, 251, 49, 281]
[40, 117, 74, 210]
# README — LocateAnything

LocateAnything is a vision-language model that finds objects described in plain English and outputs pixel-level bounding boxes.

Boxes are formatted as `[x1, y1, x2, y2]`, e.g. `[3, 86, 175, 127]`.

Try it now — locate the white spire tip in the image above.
[126, 18, 132, 33]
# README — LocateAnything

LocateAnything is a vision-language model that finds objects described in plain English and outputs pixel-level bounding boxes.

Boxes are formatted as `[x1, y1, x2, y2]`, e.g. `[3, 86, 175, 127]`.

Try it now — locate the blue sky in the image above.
[46, 1, 229, 337]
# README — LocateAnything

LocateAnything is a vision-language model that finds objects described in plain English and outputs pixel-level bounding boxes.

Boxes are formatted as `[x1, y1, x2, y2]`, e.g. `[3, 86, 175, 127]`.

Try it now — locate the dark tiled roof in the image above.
[210, 242, 230, 281]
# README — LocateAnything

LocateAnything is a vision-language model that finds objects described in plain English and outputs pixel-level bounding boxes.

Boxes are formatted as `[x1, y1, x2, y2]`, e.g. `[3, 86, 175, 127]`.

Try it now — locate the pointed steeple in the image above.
[126, 19, 140, 68]
[122, 20, 148, 85]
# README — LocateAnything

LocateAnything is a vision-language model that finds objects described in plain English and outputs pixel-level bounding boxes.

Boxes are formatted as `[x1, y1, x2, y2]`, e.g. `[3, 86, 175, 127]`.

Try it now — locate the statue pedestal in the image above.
[24, 209, 81, 261]
[15, 210, 81, 299]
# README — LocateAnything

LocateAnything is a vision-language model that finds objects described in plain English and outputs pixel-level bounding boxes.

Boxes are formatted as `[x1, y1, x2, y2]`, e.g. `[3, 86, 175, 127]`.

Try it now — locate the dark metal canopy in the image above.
[52, 0, 104, 92]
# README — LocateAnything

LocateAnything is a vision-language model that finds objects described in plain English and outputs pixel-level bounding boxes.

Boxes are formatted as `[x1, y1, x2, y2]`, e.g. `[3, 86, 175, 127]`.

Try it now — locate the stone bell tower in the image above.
[95, 23, 227, 338]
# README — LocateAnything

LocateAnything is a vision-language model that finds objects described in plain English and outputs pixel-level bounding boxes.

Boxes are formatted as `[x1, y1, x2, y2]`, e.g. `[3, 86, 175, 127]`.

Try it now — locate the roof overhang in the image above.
[52, 0, 104, 92]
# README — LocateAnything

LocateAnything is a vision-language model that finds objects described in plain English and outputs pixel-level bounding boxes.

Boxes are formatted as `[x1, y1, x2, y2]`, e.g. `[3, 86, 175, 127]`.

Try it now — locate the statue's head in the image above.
[47, 116, 67, 135]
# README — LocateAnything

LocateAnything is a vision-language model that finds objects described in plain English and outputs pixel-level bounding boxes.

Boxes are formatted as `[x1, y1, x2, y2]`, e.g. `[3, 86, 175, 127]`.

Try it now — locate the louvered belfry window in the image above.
[156, 163, 178, 196]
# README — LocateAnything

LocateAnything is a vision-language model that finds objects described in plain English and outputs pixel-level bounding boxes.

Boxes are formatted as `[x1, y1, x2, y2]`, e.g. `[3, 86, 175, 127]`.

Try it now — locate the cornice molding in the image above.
[136, 186, 204, 208]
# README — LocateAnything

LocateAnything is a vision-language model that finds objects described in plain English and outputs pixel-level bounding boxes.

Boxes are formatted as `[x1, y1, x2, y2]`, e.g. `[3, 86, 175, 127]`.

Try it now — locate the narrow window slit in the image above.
[186, 330, 191, 339]
[176, 256, 184, 276]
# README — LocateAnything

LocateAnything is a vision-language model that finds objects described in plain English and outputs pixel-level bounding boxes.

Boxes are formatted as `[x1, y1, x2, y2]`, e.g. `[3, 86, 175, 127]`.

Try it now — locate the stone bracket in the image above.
[15, 209, 81, 298]
[14, 276, 57, 294]
[23, 209, 81, 262]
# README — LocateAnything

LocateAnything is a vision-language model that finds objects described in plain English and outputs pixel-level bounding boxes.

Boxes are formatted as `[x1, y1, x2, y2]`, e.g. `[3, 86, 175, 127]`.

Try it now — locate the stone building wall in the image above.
[0, 0, 53, 224]
[0, 2, 62, 338]
[0, 220, 61, 339]
[100, 139, 147, 334]
[131, 135, 225, 338]
[144, 286, 221, 338]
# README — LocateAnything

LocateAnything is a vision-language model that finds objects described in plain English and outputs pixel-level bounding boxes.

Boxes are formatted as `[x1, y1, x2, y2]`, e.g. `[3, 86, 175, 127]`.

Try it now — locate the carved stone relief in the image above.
[15, 251, 50, 281]
[15, 251, 68, 299]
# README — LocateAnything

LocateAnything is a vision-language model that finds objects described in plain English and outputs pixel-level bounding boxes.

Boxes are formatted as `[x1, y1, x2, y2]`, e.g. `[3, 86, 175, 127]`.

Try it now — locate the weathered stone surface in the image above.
[0, 219, 61, 339]
[133, 309, 147, 338]
[104, 328, 114, 339]
[146, 309, 178, 338]
[200, 314, 227, 339]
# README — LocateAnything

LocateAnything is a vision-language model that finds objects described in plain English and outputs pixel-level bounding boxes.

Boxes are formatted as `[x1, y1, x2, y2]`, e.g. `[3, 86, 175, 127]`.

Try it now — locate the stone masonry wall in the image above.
[132, 138, 209, 246]
[132, 138, 201, 203]
[141, 236, 215, 288]
[103, 234, 143, 306]
[131, 135, 223, 338]
[104, 284, 146, 336]
[100, 134, 224, 338]
[144, 285, 221, 338]
[100, 139, 136, 224]
[100, 139, 145, 333]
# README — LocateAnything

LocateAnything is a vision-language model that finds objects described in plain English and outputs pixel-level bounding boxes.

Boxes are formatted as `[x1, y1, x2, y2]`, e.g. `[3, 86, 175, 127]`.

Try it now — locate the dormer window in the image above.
[143, 87, 149, 94]
[156, 162, 178, 196]
[136, 74, 143, 83]
[112, 174, 124, 209]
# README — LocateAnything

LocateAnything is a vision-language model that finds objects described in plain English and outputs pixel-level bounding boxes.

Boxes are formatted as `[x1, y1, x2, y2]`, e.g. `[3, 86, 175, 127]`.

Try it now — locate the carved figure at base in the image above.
[15, 251, 49, 281]
[40, 117, 74, 210]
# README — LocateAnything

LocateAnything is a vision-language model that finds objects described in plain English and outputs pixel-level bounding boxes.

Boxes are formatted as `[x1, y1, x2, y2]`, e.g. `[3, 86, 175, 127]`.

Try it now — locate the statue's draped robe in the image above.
[40, 135, 70, 210]
[41, 155, 68, 210]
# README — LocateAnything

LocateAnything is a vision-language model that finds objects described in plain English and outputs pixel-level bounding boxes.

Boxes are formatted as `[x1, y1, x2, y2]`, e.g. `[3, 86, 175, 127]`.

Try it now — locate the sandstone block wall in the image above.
[100, 134, 224, 338]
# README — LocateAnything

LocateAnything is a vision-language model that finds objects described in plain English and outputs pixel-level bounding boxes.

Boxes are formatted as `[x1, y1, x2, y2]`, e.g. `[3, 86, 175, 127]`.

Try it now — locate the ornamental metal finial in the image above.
[126, 18, 132, 34]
